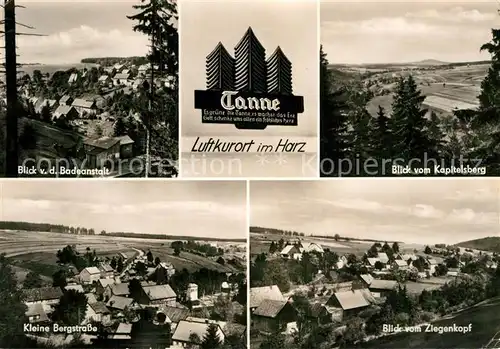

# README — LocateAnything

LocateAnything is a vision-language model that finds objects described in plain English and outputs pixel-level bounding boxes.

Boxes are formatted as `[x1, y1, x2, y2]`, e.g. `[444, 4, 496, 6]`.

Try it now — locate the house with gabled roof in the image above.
[79, 267, 101, 284]
[156, 306, 190, 329]
[83, 136, 121, 168]
[252, 299, 297, 334]
[86, 301, 111, 323]
[68, 73, 78, 84]
[325, 289, 372, 322]
[106, 295, 135, 311]
[72, 98, 97, 116]
[280, 245, 301, 259]
[53, 105, 78, 121]
[250, 285, 286, 311]
[112, 323, 132, 340]
[99, 264, 114, 279]
[172, 320, 225, 348]
[25, 303, 50, 324]
[105, 282, 130, 299]
[138, 284, 177, 307]
[392, 259, 409, 270]
[59, 95, 73, 106]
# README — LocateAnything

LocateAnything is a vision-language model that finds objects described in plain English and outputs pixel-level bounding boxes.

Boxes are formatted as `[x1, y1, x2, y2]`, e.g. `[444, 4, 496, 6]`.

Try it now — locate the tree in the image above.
[259, 332, 286, 349]
[340, 317, 366, 346]
[129, 279, 143, 302]
[370, 105, 391, 159]
[113, 117, 127, 136]
[392, 242, 400, 254]
[110, 257, 117, 270]
[155, 256, 161, 266]
[320, 45, 350, 176]
[214, 294, 234, 322]
[187, 332, 201, 349]
[261, 259, 291, 292]
[334, 234, 340, 241]
[117, 257, 124, 272]
[23, 271, 43, 288]
[424, 246, 432, 254]
[146, 250, 154, 263]
[201, 323, 222, 349]
[269, 241, 277, 254]
[40, 104, 52, 122]
[135, 261, 147, 275]
[52, 290, 87, 325]
[374, 261, 384, 270]
[52, 269, 68, 288]
[174, 247, 181, 256]
[0, 256, 27, 347]
[390, 76, 436, 161]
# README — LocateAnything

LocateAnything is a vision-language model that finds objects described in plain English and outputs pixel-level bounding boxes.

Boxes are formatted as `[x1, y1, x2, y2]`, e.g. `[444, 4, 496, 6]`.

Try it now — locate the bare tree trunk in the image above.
[5, 0, 18, 177]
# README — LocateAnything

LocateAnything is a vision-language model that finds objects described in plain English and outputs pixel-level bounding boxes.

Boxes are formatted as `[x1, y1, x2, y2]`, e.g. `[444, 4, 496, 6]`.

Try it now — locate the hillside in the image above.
[455, 236, 500, 253]
[81, 56, 148, 66]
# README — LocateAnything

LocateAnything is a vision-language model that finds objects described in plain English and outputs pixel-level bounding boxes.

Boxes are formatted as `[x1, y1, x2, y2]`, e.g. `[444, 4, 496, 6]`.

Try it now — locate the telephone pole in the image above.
[4, 0, 18, 177]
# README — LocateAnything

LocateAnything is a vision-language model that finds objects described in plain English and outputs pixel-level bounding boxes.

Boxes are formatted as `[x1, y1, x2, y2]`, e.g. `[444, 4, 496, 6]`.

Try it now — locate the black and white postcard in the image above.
[320, 1, 499, 177]
[180, 0, 319, 177]
[250, 178, 500, 348]
[1, 0, 179, 178]
[0, 180, 247, 348]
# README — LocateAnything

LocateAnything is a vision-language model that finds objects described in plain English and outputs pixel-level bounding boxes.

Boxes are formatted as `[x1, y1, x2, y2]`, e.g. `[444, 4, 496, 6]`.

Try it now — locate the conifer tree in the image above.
[319, 45, 350, 176]
[426, 111, 445, 157]
[370, 105, 391, 159]
[201, 323, 222, 349]
[390, 76, 433, 162]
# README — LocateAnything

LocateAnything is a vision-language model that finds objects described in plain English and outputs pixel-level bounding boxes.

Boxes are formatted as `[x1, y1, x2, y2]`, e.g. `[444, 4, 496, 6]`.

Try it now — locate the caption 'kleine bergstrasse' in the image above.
[24, 323, 98, 334]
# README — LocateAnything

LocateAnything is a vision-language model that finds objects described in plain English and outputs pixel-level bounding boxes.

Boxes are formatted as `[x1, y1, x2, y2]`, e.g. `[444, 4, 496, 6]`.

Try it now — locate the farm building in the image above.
[86, 301, 111, 323]
[252, 299, 297, 334]
[368, 279, 398, 298]
[156, 306, 190, 328]
[113, 73, 131, 86]
[300, 242, 324, 254]
[25, 303, 50, 324]
[325, 289, 372, 322]
[105, 283, 130, 298]
[106, 295, 135, 311]
[392, 259, 409, 270]
[280, 245, 301, 259]
[172, 320, 225, 347]
[53, 105, 79, 121]
[79, 267, 101, 284]
[22, 287, 63, 307]
[59, 95, 74, 106]
[138, 284, 177, 306]
[98, 75, 112, 85]
[115, 135, 135, 159]
[72, 98, 97, 116]
[65, 284, 84, 293]
[97, 278, 116, 295]
[112, 323, 133, 340]
[99, 264, 114, 279]
[83, 136, 121, 168]
[250, 285, 286, 311]
[68, 73, 78, 84]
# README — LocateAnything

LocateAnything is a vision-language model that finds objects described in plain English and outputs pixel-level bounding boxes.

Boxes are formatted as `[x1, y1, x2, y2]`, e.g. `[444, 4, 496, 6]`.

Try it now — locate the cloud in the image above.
[405, 7, 496, 23]
[6, 198, 245, 221]
[17, 25, 148, 64]
[322, 17, 449, 37]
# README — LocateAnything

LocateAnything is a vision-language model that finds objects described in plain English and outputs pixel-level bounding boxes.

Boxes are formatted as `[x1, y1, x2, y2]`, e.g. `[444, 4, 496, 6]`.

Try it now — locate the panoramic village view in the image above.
[320, 2, 500, 176]
[249, 179, 500, 349]
[0, 0, 178, 177]
[0, 181, 248, 348]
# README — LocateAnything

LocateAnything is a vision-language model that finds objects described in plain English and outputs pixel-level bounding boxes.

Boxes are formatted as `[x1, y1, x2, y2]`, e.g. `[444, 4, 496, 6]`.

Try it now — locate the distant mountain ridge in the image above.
[455, 236, 500, 253]
[410, 59, 449, 66]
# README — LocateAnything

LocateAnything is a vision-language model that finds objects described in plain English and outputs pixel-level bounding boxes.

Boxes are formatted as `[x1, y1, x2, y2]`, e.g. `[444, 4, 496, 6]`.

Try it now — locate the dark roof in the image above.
[308, 303, 325, 318]
[23, 287, 63, 302]
[160, 306, 190, 323]
[253, 299, 288, 318]
[84, 136, 120, 149]
[223, 323, 246, 337]
[90, 301, 110, 314]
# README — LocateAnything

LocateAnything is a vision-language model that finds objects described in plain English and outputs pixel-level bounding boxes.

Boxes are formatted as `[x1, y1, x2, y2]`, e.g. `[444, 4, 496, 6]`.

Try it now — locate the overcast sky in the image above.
[321, 0, 499, 64]
[0, 180, 247, 239]
[251, 179, 500, 245]
[13, 0, 149, 64]
[180, 0, 318, 138]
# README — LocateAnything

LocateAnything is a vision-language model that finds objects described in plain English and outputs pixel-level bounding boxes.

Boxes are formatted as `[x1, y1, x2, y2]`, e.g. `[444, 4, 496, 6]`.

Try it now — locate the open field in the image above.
[250, 232, 424, 256]
[0, 230, 244, 275]
[332, 63, 488, 117]
[360, 297, 500, 348]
